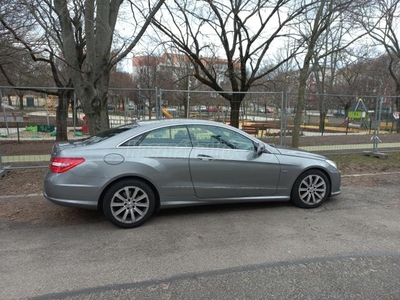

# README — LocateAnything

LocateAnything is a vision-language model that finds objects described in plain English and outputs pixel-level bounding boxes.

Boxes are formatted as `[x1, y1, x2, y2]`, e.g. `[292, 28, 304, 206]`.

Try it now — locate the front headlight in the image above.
[326, 159, 338, 169]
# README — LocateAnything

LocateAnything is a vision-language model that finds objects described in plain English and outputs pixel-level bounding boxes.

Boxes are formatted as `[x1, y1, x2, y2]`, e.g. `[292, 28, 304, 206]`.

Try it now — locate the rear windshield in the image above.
[82, 123, 138, 145]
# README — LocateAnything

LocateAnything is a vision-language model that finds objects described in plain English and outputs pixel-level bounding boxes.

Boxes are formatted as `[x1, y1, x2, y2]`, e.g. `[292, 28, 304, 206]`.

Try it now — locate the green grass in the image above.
[327, 152, 400, 174]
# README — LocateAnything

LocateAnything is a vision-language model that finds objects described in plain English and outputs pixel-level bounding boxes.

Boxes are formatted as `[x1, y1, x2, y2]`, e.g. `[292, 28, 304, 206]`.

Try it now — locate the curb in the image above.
[0, 193, 42, 200]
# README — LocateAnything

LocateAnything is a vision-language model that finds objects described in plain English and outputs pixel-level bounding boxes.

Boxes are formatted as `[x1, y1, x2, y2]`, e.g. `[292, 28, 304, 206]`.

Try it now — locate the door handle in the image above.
[197, 154, 214, 161]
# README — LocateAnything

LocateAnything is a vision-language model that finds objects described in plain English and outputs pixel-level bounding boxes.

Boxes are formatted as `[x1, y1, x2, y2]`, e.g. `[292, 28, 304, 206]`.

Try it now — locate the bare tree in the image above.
[310, 14, 351, 130]
[2, 0, 165, 135]
[51, 0, 165, 134]
[109, 67, 135, 112]
[151, 0, 311, 128]
[1, 0, 76, 140]
[131, 52, 173, 119]
[0, 13, 50, 109]
[331, 46, 386, 113]
[290, 0, 363, 147]
[358, 0, 400, 132]
[156, 51, 204, 117]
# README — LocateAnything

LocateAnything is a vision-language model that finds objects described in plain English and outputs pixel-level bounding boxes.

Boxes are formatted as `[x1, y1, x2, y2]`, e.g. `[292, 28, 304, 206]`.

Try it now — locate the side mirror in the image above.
[254, 142, 265, 156]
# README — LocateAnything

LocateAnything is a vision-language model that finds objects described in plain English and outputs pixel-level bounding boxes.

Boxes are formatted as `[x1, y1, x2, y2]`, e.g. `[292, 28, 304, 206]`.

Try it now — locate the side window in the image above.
[120, 134, 145, 146]
[120, 126, 191, 147]
[188, 125, 254, 150]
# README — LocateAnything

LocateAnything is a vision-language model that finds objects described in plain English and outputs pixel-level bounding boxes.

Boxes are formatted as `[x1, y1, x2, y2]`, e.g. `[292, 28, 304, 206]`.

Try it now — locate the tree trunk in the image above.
[183, 97, 188, 118]
[55, 91, 69, 141]
[18, 94, 24, 110]
[77, 74, 111, 135]
[230, 96, 242, 128]
[319, 111, 327, 131]
[318, 95, 327, 131]
[84, 93, 110, 135]
[292, 67, 309, 148]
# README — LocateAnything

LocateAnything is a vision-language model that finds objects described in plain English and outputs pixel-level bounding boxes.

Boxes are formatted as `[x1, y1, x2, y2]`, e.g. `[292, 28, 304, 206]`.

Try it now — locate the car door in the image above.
[119, 125, 193, 197]
[188, 125, 281, 199]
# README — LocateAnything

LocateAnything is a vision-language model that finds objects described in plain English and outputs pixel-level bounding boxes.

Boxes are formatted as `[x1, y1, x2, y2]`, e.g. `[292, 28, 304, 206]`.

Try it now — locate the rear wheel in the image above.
[103, 179, 155, 228]
[291, 170, 330, 208]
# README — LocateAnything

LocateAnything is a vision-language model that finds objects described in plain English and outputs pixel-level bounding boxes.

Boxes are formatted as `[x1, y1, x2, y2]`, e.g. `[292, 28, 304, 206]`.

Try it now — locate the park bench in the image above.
[241, 124, 269, 137]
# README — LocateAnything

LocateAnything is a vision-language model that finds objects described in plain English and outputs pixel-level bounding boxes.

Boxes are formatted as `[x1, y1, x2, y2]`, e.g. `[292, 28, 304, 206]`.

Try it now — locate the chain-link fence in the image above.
[1, 86, 399, 168]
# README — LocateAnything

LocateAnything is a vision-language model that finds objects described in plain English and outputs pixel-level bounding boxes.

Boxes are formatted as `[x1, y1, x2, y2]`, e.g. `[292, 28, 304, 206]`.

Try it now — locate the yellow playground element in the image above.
[43, 95, 58, 115]
[162, 107, 173, 119]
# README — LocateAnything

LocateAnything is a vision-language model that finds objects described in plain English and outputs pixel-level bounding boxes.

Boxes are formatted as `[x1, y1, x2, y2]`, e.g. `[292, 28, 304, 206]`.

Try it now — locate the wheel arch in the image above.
[97, 176, 160, 213]
[291, 167, 332, 197]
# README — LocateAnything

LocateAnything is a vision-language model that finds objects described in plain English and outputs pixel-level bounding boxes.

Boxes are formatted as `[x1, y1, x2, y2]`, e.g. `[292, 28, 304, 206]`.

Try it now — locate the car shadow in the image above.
[154, 196, 343, 221]
[17, 197, 341, 229]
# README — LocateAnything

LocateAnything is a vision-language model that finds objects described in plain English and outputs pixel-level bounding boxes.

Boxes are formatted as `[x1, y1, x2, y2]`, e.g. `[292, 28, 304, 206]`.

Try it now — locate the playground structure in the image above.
[43, 95, 58, 115]
[347, 98, 369, 129]
[162, 107, 173, 119]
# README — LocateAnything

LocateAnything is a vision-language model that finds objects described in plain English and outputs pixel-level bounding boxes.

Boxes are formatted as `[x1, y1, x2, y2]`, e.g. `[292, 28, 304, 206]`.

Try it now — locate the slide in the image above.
[162, 107, 173, 119]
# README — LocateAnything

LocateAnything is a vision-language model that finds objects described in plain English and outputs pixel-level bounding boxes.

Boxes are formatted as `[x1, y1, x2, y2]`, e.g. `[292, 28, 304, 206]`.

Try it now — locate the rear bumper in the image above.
[43, 191, 98, 210]
[43, 171, 106, 210]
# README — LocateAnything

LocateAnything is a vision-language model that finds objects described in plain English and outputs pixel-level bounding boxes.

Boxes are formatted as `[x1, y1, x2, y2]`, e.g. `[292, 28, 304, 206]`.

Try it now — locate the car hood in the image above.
[274, 146, 326, 160]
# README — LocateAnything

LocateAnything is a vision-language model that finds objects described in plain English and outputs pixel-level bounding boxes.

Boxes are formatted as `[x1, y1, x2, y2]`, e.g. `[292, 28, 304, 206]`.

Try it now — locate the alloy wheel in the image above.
[110, 186, 150, 224]
[298, 174, 327, 205]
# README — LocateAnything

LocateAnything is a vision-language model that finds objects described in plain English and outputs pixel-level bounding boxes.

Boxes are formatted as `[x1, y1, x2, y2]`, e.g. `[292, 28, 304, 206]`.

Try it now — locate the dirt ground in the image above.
[0, 140, 55, 156]
[1, 168, 400, 226]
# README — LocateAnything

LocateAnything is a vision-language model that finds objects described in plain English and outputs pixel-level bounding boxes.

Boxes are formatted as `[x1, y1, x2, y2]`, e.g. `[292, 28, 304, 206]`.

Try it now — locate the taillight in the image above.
[50, 157, 85, 173]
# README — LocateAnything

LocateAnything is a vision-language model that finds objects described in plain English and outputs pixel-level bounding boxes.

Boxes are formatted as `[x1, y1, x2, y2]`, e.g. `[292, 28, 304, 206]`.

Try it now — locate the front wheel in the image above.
[291, 170, 330, 208]
[103, 179, 156, 228]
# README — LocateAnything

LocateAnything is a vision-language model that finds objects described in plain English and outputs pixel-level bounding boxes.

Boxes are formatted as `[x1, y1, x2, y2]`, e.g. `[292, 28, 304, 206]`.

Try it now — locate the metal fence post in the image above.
[365, 94, 387, 158]
[280, 91, 285, 146]
[154, 87, 158, 119]
[373, 95, 384, 152]
[1, 89, 11, 137]
[158, 88, 163, 119]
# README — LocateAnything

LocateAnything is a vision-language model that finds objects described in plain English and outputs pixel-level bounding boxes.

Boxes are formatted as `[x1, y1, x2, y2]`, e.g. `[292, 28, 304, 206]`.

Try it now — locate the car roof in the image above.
[62, 118, 279, 154]
[103, 118, 252, 145]
[135, 118, 231, 130]
[131, 118, 266, 145]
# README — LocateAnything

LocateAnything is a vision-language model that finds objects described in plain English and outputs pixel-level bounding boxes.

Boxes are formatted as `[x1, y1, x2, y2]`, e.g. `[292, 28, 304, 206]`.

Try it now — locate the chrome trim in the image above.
[116, 122, 258, 153]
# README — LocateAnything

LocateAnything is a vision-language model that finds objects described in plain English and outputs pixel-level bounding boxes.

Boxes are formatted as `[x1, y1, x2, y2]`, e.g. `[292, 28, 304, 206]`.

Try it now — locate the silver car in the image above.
[44, 119, 341, 228]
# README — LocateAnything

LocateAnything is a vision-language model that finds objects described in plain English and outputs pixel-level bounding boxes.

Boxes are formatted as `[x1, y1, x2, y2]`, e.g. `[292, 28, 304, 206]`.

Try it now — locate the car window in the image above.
[82, 123, 138, 145]
[188, 125, 255, 150]
[120, 134, 145, 146]
[121, 126, 191, 147]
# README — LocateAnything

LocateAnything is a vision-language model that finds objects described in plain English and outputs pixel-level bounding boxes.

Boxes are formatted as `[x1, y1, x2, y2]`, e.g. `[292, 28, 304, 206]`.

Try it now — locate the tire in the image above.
[103, 179, 156, 228]
[291, 170, 330, 208]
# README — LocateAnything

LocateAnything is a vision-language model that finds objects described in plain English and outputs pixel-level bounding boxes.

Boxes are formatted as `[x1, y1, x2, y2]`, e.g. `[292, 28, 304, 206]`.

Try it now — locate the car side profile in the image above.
[43, 119, 341, 228]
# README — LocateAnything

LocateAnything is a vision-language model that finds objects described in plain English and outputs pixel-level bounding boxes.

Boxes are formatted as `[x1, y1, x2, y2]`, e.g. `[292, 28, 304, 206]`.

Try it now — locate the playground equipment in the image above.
[81, 115, 89, 134]
[162, 107, 173, 119]
[348, 98, 369, 129]
[44, 95, 58, 115]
